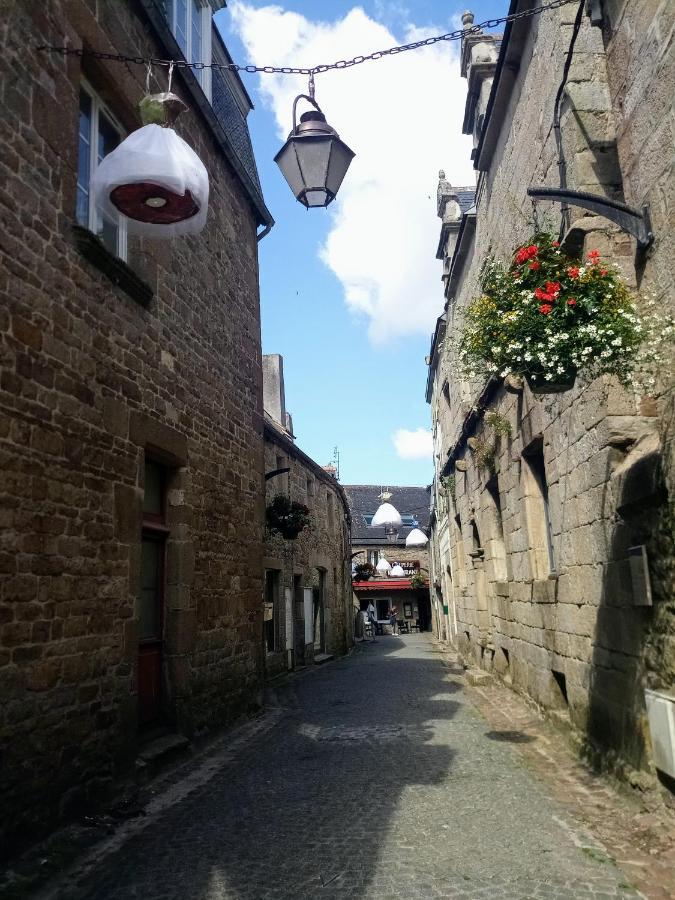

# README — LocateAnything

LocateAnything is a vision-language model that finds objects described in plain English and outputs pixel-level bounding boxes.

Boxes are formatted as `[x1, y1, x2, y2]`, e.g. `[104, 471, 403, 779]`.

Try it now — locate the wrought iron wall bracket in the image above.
[265, 467, 291, 481]
[527, 187, 654, 249]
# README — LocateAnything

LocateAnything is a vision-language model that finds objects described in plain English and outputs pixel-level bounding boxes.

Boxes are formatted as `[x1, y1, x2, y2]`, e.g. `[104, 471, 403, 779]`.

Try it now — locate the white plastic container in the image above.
[645, 688, 675, 778]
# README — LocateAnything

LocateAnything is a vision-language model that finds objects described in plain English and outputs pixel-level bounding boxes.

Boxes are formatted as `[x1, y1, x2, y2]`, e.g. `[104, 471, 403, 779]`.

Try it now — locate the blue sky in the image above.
[215, 1, 506, 486]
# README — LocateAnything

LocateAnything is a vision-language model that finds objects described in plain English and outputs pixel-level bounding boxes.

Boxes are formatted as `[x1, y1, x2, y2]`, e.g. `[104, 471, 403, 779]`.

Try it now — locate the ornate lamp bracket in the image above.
[527, 187, 653, 250]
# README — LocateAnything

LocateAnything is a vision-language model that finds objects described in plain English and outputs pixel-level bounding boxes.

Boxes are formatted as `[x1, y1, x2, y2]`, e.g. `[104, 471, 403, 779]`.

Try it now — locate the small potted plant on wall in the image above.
[353, 562, 376, 581]
[456, 234, 666, 394]
[266, 494, 312, 540]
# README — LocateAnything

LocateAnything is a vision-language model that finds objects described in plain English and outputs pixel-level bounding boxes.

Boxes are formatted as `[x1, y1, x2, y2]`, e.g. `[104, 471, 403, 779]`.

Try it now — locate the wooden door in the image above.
[138, 533, 165, 725]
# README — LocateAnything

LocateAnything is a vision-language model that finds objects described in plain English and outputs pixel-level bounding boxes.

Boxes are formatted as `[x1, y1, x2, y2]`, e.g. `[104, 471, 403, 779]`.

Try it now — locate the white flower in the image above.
[611, 337, 622, 346]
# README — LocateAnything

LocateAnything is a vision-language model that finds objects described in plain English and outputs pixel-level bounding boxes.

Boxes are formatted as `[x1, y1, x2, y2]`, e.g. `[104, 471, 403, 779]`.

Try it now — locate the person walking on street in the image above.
[366, 600, 377, 641]
[389, 603, 398, 635]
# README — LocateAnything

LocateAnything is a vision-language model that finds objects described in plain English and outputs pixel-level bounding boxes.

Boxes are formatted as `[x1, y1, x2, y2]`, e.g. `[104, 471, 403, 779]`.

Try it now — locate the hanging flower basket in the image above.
[456, 233, 648, 395]
[266, 495, 312, 540]
[526, 368, 577, 394]
[353, 562, 376, 581]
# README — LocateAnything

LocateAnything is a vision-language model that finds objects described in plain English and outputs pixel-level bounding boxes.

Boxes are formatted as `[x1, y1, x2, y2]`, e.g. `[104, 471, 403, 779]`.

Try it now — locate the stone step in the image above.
[313, 653, 334, 665]
[136, 732, 191, 779]
[464, 668, 494, 687]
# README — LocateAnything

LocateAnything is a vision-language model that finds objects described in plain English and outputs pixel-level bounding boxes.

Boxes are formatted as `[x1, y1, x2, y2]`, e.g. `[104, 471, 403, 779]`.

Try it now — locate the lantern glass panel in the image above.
[295, 136, 332, 193]
[325, 139, 355, 197]
[275, 141, 305, 199]
[305, 190, 329, 207]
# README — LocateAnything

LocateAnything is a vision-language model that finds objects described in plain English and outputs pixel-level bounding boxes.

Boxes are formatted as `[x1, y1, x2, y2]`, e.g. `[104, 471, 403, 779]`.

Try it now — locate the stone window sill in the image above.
[72, 225, 153, 307]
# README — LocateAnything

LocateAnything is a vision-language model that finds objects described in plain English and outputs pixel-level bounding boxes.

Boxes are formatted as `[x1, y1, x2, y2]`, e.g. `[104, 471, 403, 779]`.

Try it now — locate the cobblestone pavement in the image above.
[56, 636, 646, 899]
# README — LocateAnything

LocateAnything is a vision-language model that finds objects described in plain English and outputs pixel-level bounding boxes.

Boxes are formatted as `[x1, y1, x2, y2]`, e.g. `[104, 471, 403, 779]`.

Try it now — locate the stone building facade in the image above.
[427, 0, 674, 787]
[0, 0, 274, 852]
[344, 485, 433, 633]
[262, 356, 353, 673]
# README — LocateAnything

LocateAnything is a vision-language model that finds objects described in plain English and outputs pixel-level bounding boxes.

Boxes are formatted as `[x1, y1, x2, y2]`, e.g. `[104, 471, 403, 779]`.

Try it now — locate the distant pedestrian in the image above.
[366, 601, 377, 641]
[389, 604, 398, 635]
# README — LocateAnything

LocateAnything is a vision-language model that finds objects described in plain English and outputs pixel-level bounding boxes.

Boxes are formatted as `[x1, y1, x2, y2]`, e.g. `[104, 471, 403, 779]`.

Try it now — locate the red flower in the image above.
[534, 287, 553, 301]
[567, 298, 577, 306]
[514, 244, 539, 265]
[600, 268, 608, 276]
[588, 249, 601, 264]
[567, 266, 580, 279]
[529, 261, 541, 271]
[545, 281, 561, 296]
[551, 241, 560, 247]
[539, 304, 553, 315]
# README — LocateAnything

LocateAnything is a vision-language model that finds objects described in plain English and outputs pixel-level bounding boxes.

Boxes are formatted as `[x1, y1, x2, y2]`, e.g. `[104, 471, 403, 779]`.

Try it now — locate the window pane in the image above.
[175, 0, 188, 54]
[143, 461, 164, 517]
[97, 111, 120, 162]
[77, 91, 92, 227]
[97, 111, 121, 254]
[140, 539, 162, 640]
[191, 0, 202, 64]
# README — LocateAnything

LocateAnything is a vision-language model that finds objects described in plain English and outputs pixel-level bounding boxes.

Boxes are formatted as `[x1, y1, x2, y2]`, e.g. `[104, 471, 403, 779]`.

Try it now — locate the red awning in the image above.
[352, 578, 426, 591]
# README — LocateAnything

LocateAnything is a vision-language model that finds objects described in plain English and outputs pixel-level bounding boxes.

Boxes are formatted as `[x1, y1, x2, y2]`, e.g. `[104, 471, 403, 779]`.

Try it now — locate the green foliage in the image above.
[485, 411, 512, 437]
[456, 233, 670, 390]
[266, 494, 312, 540]
[472, 438, 496, 473]
[353, 562, 376, 580]
[441, 474, 456, 497]
[410, 572, 427, 590]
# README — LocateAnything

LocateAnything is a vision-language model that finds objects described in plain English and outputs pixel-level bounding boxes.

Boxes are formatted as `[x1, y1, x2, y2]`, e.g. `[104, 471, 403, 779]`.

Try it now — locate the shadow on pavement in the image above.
[73, 635, 457, 900]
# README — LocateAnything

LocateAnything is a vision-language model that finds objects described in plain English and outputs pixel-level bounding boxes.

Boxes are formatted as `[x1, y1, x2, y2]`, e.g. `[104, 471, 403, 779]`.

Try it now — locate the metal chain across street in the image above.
[37, 0, 579, 77]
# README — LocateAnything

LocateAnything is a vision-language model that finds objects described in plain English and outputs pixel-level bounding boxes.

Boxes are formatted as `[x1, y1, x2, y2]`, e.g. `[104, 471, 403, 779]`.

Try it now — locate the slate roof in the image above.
[456, 188, 476, 215]
[211, 67, 264, 204]
[343, 485, 431, 546]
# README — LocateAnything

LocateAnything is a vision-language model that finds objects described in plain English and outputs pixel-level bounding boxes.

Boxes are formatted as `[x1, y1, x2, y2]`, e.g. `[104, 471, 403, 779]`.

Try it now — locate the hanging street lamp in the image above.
[371, 490, 402, 543]
[275, 75, 355, 209]
[406, 528, 429, 548]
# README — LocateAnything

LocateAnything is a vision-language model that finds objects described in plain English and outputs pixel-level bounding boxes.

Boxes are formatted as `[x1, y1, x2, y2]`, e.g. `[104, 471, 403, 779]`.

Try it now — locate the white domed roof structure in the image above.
[406, 528, 429, 548]
[371, 502, 402, 528]
[390, 564, 405, 577]
[376, 557, 391, 574]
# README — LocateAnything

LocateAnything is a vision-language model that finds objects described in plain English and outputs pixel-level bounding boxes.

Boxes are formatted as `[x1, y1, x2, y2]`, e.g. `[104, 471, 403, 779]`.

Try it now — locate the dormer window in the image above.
[168, 0, 212, 101]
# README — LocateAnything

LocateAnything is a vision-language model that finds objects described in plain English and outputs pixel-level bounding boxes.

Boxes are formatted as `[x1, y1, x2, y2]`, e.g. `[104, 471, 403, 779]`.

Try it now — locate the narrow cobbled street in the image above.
[55, 635, 643, 900]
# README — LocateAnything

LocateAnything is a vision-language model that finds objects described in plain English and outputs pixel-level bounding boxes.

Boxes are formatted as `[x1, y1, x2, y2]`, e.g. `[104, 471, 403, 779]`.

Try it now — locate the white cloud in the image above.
[228, 2, 475, 344]
[393, 427, 433, 460]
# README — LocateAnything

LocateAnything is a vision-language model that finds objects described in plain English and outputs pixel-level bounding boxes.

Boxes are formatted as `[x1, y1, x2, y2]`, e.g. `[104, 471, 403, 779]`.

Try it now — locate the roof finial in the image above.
[439, 169, 445, 179]
[462, 10, 475, 28]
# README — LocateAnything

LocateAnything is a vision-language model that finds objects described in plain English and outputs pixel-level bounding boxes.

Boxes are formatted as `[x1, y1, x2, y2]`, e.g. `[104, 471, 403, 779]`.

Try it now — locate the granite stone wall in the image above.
[0, 0, 267, 852]
[263, 426, 353, 675]
[430, 2, 674, 784]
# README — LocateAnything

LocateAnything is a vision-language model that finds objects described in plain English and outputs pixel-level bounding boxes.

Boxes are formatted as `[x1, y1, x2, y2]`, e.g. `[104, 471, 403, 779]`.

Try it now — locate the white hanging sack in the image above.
[92, 122, 209, 238]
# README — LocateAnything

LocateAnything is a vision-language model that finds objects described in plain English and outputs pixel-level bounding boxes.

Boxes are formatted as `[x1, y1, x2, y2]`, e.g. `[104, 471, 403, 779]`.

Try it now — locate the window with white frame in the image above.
[168, 0, 212, 100]
[77, 83, 127, 261]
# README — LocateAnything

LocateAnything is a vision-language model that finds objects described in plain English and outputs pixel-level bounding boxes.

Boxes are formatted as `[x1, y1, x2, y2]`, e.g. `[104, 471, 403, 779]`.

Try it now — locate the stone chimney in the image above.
[460, 10, 501, 154]
[262, 354, 287, 430]
[436, 170, 463, 280]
